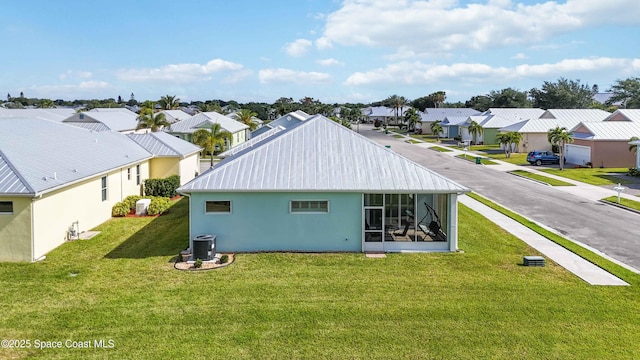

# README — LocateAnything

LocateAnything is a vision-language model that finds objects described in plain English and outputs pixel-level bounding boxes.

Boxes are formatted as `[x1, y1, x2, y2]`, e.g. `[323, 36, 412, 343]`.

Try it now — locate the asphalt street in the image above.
[357, 126, 640, 271]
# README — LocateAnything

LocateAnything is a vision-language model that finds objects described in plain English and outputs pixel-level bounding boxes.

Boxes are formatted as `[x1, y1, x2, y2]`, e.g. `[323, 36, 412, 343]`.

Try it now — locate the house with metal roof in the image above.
[460, 108, 546, 145]
[251, 110, 311, 137]
[500, 109, 610, 153]
[127, 132, 201, 185]
[161, 110, 192, 124]
[0, 108, 76, 122]
[63, 110, 140, 133]
[417, 108, 481, 135]
[164, 112, 249, 148]
[603, 109, 640, 122]
[178, 115, 468, 255]
[0, 118, 153, 262]
[567, 121, 640, 167]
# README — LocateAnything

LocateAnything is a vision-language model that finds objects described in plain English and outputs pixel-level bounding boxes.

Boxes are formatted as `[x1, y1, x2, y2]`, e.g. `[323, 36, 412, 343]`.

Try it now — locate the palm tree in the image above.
[235, 109, 258, 130]
[36, 99, 55, 108]
[192, 123, 233, 166]
[158, 95, 180, 110]
[404, 108, 420, 132]
[630, 136, 639, 155]
[547, 126, 574, 170]
[495, 133, 513, 158]
[467, 120, 483, 145]
[508, 131, 523, 153]
[198, 103, 216, 113]
[430, 120, 444, 142]
[136, 109, 170, 132]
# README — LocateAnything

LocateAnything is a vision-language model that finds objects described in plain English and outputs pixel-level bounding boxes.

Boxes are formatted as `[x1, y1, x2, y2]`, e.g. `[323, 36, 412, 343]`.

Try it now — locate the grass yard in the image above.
[510, 170, 575, 186]
[2, 198, 640, 359]
[483, 152, 529, 165]
[541, 167, 634, 186]
[429, 146, 453, 152]
[456, 154, 498, 165]
[602, 196, 640, 211]
[409, 134, 450, 143]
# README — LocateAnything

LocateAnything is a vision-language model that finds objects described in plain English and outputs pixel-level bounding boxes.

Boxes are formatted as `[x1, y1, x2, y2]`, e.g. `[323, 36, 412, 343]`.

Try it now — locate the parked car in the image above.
[527, 150, 561, 166]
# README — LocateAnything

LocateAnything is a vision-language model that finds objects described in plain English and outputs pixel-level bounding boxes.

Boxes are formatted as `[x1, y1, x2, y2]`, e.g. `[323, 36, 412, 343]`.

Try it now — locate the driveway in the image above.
[357, 126, 640, 271]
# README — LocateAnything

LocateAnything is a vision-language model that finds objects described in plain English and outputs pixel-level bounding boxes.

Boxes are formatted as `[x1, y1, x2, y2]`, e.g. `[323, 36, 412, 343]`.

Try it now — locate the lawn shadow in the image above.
[104, 198, 189, 259]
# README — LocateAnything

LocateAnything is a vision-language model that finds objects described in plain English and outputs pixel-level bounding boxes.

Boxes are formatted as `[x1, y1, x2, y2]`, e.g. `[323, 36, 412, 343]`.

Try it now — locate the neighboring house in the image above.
[417, 108, 480, 135]
[500, 109, 610, 153]
[0, 108, 76, 121]
[441, 116, 471, 139]
[592, 92, 623, 108]
[251, 110, 311, 137]
[89, 107, 138, 116]
[461, 108, 545, 145]
[165, 112, 249, 147]
[219, 126, 286, 158]
[228, 111, 264, 129]
[127, 132, 201, 185]
[603, 109, 640, 122]
[0, 118, 152, 262]
[63, 110, 140, 133]
[178, 115, 468, 255]
[161, 110, 192, 124]
[361, 106, 411, 126]
[568, 121, 640, 167]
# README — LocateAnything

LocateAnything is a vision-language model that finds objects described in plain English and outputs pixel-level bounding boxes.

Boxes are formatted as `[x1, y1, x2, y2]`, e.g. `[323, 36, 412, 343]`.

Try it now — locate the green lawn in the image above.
[602, 196, 640, 211]
[2, 198, 640, 359]
[483, 152, 529, 165]
[409, 134, 451, 143]
[510, 170, 575, 186]
[392, 134, 405, 139]
[429, 146, 453, 152]
[541, 168, 634, 186]
[456, 154, 499, 165]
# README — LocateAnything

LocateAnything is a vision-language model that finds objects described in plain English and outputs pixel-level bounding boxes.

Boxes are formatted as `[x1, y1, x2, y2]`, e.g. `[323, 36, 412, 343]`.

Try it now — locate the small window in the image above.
[127, 168, 131, 180]
[205, 201, 231, 213]
[101, 176, 107, 201]
[0, 201, 13, 214]
[290, 200, 329, 213]
[136, 165, 141, 185]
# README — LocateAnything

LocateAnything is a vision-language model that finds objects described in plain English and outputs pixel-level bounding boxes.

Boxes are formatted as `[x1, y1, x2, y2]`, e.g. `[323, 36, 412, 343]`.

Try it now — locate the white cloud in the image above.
[258, 68, 332, 84]
[319, 0, 640, 56]
[116, 59, 243, 83]
[284, 39, 312, 57]
[344, 57, 637, 86]
[511, 53, 528, 60]
[317, 58, 343, 66]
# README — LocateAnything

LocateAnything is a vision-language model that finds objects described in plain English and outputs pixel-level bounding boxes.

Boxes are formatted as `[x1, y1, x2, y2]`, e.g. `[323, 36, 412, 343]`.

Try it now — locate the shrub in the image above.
[111, 201, 129, 217]
[144, 175, 181, 198]
[629, 168, 640, 177]
[147, 196, 171, 216]
[194, 258, 203, 269]
[123, 195, 142, 210]
[220, 254, 229, 264]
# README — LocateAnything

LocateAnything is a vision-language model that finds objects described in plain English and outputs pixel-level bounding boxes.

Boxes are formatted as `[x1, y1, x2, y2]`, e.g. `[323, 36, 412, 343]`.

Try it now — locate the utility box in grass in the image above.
[135, 198, 152, 216]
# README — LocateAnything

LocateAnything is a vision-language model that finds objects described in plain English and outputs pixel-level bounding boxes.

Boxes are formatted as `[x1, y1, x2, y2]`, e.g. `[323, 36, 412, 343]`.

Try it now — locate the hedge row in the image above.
[111, 196, 171, 217]
[144, 175, 180, 198]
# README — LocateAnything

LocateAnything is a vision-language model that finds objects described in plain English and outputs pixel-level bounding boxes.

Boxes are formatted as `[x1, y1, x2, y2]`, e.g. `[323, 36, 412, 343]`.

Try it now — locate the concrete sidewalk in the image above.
[459, 195, 629, 286]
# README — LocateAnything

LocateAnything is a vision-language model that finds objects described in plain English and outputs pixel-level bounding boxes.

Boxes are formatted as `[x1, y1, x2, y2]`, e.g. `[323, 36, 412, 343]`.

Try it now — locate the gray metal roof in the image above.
[166, 112, 249, 134]
[500, 118, 588, 133]
[219, 126, 285, 158]
[540, 109, 610, 122]
[605, 109, 640, 122]
[0, 118, 152, 195]
[161, 110, 191, 123]
[63, 111, 139, 132]
[442, 116, 470, 126]
[0, 108, 76, 122]
[571, 121, 640, 140]
[420, 108, 480, 122]
[127, 132, 201, 158]
[179, 115, 468, 193]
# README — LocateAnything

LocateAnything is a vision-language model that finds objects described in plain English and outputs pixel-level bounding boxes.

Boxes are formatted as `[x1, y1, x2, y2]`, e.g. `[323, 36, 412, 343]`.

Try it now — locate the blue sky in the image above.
[2, 0, 639, 105]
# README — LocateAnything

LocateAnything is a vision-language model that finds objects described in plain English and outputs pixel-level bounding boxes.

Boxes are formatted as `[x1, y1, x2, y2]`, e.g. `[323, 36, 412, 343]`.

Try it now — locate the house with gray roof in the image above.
[0, 108, 76, 122]
[63, 110, 140, 133]
[417, 108, 480, 135]
[461, 108, 546, 145]
[161, 109, 192, 124]
[251, 110, 311, 137]
[165, 112, 249, 148]
[0, 118, 153, 262]
[127, 132, 201, 185]
[567, 121, 640, 167]
[178, 115, 468, 255]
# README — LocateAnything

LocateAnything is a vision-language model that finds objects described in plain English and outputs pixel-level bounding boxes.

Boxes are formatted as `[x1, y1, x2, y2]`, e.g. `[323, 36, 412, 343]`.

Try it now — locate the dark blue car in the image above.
[527, 150, 560, 166]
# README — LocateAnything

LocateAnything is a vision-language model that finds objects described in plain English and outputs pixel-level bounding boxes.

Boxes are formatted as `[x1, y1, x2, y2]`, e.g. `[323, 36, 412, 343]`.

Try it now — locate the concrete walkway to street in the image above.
[377, 128, 638, 285]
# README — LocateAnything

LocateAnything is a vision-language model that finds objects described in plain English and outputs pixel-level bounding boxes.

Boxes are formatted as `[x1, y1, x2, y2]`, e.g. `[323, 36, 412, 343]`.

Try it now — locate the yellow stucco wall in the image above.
[29, 161, 150, 261]
[0, 197, 33, 262]
[150, 158, 179, 180]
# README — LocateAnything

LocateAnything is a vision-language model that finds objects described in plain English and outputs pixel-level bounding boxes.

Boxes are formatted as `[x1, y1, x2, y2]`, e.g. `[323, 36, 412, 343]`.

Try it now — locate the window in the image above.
[0, 201, 13, 214]
[290, 200, 329, 213]
[205, 201, 231, 213]
[136, 165, 141, 185]
[127, 168, 131, 180]
[101, 176, 107, 201]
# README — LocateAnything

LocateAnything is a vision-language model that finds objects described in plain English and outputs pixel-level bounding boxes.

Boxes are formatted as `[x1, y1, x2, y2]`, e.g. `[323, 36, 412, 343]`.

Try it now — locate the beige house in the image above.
[0, 118, 200, 262]
[568, 122, 640, 167]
